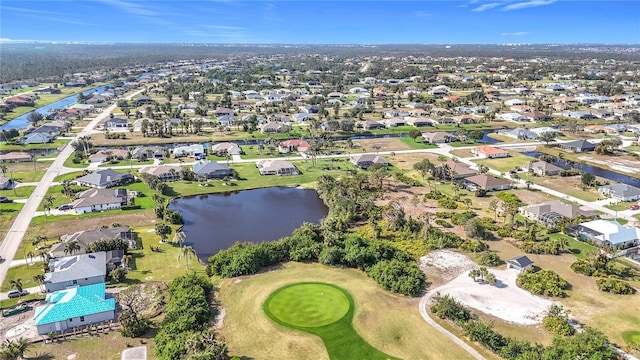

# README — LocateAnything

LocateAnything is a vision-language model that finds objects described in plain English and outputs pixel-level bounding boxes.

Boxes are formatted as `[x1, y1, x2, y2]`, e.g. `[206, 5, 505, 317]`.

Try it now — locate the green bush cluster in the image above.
[517, 268, 570, 298]
[207, 224, 425, 297]
[430, 294, 616, 359]
[155, 274, 231, 360]
[595, 277, 636, 295]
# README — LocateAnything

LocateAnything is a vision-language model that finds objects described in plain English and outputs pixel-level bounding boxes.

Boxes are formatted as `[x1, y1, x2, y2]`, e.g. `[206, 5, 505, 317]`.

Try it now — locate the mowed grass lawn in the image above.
[264, 282, 397, 360]
[474, 151, 533, 173]
[218, 262, 477, 360]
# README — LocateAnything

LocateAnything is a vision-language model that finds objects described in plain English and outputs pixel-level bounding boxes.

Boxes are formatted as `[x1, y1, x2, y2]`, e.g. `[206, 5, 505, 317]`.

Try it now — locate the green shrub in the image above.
[517, 268, 569, 297]
[434, 219, 452, 228]
[476, 252, 503, 266]
[437, 197, 458, 209]
[595, 277, 636, 295]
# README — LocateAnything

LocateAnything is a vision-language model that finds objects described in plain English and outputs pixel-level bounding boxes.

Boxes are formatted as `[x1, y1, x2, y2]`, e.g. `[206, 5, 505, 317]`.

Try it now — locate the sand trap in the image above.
[434, 268, 554, 325]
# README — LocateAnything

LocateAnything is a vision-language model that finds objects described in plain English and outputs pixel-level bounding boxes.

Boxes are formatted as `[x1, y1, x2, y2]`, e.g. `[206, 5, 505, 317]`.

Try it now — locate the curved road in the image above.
[0, 88, 145, 286]
[419, 291, 486, 360]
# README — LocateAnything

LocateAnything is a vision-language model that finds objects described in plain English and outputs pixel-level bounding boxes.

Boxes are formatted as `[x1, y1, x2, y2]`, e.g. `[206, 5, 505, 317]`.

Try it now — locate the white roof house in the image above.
[573, 220, 640, 249]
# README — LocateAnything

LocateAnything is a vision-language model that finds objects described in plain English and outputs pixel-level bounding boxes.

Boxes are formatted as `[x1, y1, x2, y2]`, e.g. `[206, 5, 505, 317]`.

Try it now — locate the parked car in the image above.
[0, 196, 13, 203]
[630, 204, 639, 210]
[7, 290, 29, 298]
[57, 204, 73, 211]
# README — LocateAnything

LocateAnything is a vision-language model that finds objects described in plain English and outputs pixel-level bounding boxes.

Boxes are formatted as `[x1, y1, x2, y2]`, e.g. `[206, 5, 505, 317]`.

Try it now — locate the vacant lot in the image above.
[217, 262, 477, 360]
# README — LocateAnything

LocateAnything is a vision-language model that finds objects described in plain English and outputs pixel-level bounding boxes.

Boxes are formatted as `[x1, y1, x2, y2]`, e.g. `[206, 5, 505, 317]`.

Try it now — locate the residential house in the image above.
[18, 132, 53, 145]
[291, 113, 313, 122]
[279, 139, 310, 153]
[497, 113, 528, 122]
[559, 139, 596, 153]
[88, 149, 129, 164]
[210, 142, 242, 156]
[0, 175, 12, 190]
[71, 188, 133, 214]
[406, 117, 433, 127]
[464, 174, 512, 192]
[504, 99, 525, 106]
[598, 184, 640, 202]
[173, 144, 205, 158]
[73, 169, 134, 189]
[506, 256, 533, 272]
[105, 118, 128, 129]
[34, 283, 115, 335]
[51, 226, 134, 258]
[132, 146, 167, 161]
[439, 161, 476, 179]
[498, 128, 538, 140]
[528, 161, 563, 176]
[522, 111, 552, 122]
[217, 115, 237, 127]
[43, 252, 108, 292]
[139, 165, 182, 182]
[422, 132, 453, 144]
[260, 122, 290, 134]
[214, 108, 234, 117]
[519, 200, 595, 227]
[256, 159, 299, 176]
[193, 161, 233, 180]
[566, 220, 640, 249]
[350, 154, 389, 169]
[134, 96, 153, 105]
[0, 152, 32, 163]
[361, 121, 385, 130]
[472, 145, 509, 159]
[530, 127, 559, 136]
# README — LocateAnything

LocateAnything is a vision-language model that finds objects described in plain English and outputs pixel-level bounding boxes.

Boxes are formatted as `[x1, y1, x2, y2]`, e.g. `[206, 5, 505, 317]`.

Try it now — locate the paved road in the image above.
[0, 88, 145, 287]
[418, 291, 486, 360]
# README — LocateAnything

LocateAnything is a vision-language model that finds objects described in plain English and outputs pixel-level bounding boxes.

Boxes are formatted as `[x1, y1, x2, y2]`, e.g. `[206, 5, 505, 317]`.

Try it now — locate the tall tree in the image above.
[178, 246, 197, 270]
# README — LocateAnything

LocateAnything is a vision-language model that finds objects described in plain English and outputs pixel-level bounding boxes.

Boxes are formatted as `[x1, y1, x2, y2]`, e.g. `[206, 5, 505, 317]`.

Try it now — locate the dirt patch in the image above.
[116, 281, 167, 318]
[579, 155, 640, 175]
[353, 138, 413, 152]
[32, 210, 155, 239]
[391, 152, 445, 171]
[420, 250, 478, 285]
[434, 269, 555, 325]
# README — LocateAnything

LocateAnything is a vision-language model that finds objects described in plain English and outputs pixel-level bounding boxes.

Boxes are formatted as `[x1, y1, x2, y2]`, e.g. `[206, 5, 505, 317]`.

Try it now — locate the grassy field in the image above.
[0, 139, 69, 152]
[218, 262, 478, 360]
[264, 282, 398, 360]
[548, 233, 597, 259]
[398, 137, 438, 149]
[0, 162, 50, 183]
[0, 263, 40, 292]
[0, 185, 35, 199]
[605, 201, 636, 211]
[474, 152, 533, 173]
[622, 330, 640, 347]
[0, 201, 24, 240]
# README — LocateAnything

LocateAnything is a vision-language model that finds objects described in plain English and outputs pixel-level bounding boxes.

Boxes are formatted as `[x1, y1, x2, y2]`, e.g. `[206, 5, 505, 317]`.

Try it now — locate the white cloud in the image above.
[472, 2, 502, 12]
[414, 10, 432, 18]
[96, 0, 170, 25]
[503, 0, 556, 11]
[502, 32, 529, 36]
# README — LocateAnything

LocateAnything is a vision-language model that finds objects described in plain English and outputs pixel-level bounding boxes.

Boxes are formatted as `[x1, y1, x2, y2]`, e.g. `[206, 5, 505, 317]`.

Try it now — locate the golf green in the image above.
[265, 282, 351, 327]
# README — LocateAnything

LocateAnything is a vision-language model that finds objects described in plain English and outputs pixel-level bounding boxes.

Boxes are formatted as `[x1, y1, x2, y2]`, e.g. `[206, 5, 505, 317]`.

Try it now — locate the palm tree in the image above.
[26, 251, 34, 265]
[9, 278, 23, 299]
[0, 337, 31, 360]
[173, 231, 186, 246]
[43, 194, 56, 219]
[64, 241, 81, 256]
[177, 246, 197, 270]
[33, 274, 45, 292]
[0, 165, 7, 176]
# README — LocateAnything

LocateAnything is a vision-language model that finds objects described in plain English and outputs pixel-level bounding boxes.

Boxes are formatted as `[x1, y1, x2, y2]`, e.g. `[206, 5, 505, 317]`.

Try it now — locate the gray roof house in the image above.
[566, 220, 640, 249]
[173, 144, 205, 158]
[519, 200, 595, 227]
[0, 175, 12, 190]
[73, 169, 134, 189]
[43, 252, 108, 292]
[528, 161, 563, 176]
[559, 139, 596, 152]
[139, 165, 181, 182]
[598, 184, 640, 202]
[18, 132, 53, 145]
[498, 127, 538, 140]
[464, 174, 512, 192]
[210, 142, 242, 156]
[193, 161, 233, 180]
[350, 154, 390, 169]
[507, 255, 533, 272]
[51, 226, 134, 258]
[132, 146, 168, 161]
[71, 188, 132, 214]
[422, 132, 453, 144]
[256, 159, 299, 176]
[105, 118, 128, 128]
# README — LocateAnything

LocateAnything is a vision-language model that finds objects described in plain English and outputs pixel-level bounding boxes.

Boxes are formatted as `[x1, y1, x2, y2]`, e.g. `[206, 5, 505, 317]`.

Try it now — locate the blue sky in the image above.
[1, 1, 638, 44]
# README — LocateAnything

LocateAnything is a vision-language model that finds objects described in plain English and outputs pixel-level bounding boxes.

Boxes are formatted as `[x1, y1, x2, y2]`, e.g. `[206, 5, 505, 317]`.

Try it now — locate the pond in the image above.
[168, 187, 329, 261]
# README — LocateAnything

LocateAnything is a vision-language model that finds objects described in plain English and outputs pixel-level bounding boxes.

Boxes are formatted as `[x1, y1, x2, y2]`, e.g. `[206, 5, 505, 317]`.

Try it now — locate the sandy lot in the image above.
[423, 250, 554, 325]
